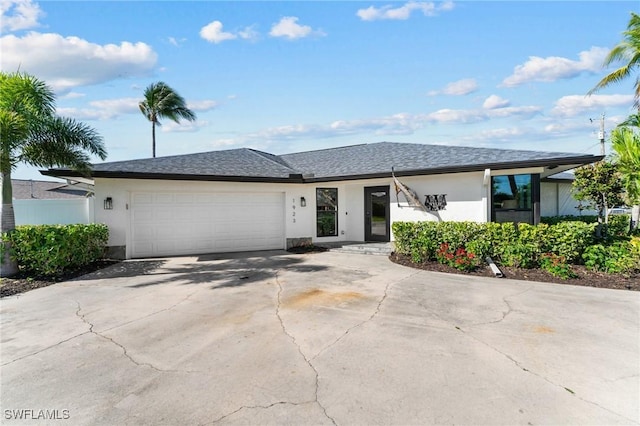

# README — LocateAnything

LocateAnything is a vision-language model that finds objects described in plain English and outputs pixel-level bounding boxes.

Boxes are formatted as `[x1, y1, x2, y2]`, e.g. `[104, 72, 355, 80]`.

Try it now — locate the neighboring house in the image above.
[540, 172, 597, 217]
[43, 142, 601, 259]
[11, 179, 94, 226]
[12, 179, 91, 199]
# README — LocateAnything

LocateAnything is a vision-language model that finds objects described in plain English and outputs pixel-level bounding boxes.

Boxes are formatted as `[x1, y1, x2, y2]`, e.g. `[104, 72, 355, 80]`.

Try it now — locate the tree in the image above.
[587, 12, 640, 108]
[572, 161, 624, 236]
[138, 82, 196, 158]
[617, 112, 640, 129]
[611, 127, 640, 230]
[0, 71, 106, 277]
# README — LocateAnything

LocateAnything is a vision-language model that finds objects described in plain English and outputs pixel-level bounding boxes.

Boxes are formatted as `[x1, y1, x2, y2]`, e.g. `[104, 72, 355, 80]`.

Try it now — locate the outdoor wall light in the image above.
[104, 197, 113, 210]
[300, 197, 307, 207]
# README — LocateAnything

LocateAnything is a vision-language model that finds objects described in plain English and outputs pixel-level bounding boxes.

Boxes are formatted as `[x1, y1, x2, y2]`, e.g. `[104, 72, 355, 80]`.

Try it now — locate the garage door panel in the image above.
[131, 191, 285, 258]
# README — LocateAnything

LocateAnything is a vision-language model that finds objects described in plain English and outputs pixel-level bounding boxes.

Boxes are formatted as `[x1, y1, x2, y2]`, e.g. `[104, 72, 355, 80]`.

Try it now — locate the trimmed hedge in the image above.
[393, 221, 596, 265]
[2, 224, 109, 277]
[542, 214, 631, 237]
[392, 220, 640, 275]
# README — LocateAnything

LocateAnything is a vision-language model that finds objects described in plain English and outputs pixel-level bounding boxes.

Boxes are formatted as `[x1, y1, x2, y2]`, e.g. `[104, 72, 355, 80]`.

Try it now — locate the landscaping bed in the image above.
[0, 260, 120, 298]
[390, 252, 639, 291]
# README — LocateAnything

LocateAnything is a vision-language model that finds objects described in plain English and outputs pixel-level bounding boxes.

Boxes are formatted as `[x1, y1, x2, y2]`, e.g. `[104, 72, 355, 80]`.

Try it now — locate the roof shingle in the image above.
[43, 142, 601, 182]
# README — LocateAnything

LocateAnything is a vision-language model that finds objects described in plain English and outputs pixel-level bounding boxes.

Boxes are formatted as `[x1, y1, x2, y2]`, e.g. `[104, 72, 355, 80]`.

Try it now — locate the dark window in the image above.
[316, 188, 338, 237]
[492, 174, 537, 224]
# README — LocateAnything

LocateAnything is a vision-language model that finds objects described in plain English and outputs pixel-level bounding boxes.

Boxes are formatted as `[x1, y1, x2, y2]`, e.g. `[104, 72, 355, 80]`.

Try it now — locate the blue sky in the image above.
[2, 0, 638, 181]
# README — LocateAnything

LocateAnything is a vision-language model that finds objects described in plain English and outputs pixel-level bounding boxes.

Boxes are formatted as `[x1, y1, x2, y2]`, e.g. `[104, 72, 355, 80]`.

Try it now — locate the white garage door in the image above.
[131, 191, 285, 258]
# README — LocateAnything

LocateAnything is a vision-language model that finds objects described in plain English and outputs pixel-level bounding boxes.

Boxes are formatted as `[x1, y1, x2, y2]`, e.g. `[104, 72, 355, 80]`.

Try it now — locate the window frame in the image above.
[491, 173, 540, 225]
[316, 187, 338, 237]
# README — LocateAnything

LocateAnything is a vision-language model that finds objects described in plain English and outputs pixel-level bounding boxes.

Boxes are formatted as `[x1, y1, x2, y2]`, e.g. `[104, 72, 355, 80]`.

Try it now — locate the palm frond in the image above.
[0, 71, 56, 118]
[587, 12, 640, 104]
[140, 81, 196, 125]
[20, 115, 106, 171]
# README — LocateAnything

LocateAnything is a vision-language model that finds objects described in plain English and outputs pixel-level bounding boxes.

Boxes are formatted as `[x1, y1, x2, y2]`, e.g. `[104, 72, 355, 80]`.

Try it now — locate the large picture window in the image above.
[316, 188, 338, 237]
[492, 174, 539, 224]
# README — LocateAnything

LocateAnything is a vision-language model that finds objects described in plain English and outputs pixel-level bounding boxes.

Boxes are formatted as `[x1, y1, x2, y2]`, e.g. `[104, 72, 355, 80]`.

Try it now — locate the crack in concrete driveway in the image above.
[1, 251, 638, 425]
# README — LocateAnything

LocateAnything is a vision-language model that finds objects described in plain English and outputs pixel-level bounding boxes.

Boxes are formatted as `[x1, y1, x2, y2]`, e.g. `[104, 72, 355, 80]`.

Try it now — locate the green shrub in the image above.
[501, 242, 538, 268]
[541, 215, 598, 225]
[435, 243, 480, 272]
[543, 221, 595, 262]
[485, 222, 518, 260]
[392, 219, 633, 275]
[604, 215, 631, 238]
[4, 224, 109, 277]
[539, 253, 577, 279]
[582, 241, 637, 274]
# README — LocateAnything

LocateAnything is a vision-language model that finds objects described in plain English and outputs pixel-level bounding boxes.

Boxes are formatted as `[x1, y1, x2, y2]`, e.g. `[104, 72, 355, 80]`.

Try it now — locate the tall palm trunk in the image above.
[1, 170, 19, 277]
[152, 120, 156, 158]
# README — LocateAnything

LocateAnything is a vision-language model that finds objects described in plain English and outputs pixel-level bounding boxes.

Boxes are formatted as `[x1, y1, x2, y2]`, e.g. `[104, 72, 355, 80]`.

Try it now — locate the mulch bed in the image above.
[0, 260, 120, 298]
[389, 253, 639, 291]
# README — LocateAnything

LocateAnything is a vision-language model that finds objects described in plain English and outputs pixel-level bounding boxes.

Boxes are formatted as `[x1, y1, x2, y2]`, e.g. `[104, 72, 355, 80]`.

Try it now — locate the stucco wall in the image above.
[94, 171, 493, 257]
[94, 179, 313, 256]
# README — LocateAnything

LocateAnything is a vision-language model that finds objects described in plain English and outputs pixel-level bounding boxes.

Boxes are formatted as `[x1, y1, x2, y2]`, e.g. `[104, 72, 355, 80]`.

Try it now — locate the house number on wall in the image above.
[292, 200, 296, 223]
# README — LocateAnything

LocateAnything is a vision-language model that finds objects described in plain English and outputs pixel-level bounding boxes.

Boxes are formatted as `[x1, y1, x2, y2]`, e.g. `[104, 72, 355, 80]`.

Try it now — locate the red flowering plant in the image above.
[435, 243, 480, 272]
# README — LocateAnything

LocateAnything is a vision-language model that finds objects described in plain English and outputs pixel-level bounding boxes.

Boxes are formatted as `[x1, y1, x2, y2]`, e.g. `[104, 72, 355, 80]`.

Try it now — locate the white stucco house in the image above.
[42, 142, 602, 259]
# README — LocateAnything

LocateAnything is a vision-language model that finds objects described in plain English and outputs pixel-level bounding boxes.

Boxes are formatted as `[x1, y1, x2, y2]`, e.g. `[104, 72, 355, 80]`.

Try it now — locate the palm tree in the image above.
[138, 82, 196, 158]
[617, 112, 640, 129]
[588, 12, 640, 109]
[611, 126, 640, 230]
[0, 71, 106, 277]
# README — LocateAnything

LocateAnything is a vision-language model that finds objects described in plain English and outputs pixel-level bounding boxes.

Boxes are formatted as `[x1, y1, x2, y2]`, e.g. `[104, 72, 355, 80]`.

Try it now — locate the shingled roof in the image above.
[88, 148, 298, 180]
[11, 179, 90, 199]
[42, 142, 601, 183]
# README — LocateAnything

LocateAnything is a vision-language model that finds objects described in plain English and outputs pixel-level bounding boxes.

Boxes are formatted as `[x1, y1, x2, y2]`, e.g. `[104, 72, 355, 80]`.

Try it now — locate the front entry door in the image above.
[364, 186, 390, 242]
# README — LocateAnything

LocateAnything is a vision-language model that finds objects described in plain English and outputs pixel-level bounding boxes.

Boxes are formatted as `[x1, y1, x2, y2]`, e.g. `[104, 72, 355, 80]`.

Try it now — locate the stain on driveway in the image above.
[1, 250, 638, 425]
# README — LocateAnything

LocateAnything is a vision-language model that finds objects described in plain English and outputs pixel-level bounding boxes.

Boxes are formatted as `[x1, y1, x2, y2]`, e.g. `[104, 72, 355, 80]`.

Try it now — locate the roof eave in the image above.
[41, 169, 304, 184]
[303, 155, 604, 183]
[41, 154, 602, 184]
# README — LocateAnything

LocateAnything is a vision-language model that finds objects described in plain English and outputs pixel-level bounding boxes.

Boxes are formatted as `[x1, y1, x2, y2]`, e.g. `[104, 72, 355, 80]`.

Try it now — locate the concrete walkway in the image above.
[1, 251, 638, 425]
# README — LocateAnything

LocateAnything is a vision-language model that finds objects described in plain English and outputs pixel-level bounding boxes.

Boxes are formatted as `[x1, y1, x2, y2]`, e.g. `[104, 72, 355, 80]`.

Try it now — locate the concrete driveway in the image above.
[1, 251, 638, 425]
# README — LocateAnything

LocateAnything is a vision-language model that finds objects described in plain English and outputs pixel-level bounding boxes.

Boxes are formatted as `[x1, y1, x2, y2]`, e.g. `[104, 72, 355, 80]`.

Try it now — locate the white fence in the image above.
[13, 198, 94, 226]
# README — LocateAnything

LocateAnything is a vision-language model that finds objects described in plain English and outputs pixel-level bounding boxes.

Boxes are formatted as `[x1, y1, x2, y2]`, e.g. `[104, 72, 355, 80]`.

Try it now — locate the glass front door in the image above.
[364, 186, 390, 242]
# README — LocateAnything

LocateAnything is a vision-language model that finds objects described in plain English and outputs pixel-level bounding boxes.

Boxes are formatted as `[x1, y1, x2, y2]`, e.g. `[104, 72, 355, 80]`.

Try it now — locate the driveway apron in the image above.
[1, 251, 638, 425]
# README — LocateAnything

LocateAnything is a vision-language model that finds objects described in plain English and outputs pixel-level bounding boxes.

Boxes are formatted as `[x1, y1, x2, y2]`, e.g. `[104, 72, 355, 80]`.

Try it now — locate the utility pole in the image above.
[598, 112, 605, 156]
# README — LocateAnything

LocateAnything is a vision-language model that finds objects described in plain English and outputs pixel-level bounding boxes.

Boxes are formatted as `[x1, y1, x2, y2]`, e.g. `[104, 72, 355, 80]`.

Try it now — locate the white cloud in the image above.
[0, 0, 43, 32]
[57, 97, 139, 120]
[58, 97, 218, 121]
[463, 127, 527, 143]
[0, 32, 157, 92]
[482, 95, 510, 109]
[187, 100, 219, 112]
[426, 108, 486, 124]
[551, 94, 634, 117]
[238, 25, 259, 41]
[200, 20, 237, 43]
[428, 78, 477, 96]
[199, 21, 259, 43]
[89, 98, 139, 114]
[486, 105, 541, 119]
[269, 16, 324, 40]
[162, 120, 208, 133]
[60, 91, 85, 99]
[211, 100, 542, 146]
[501, 46, 609, 87]
[357, 1, 454, 21]
[167, 36, 187, 47]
